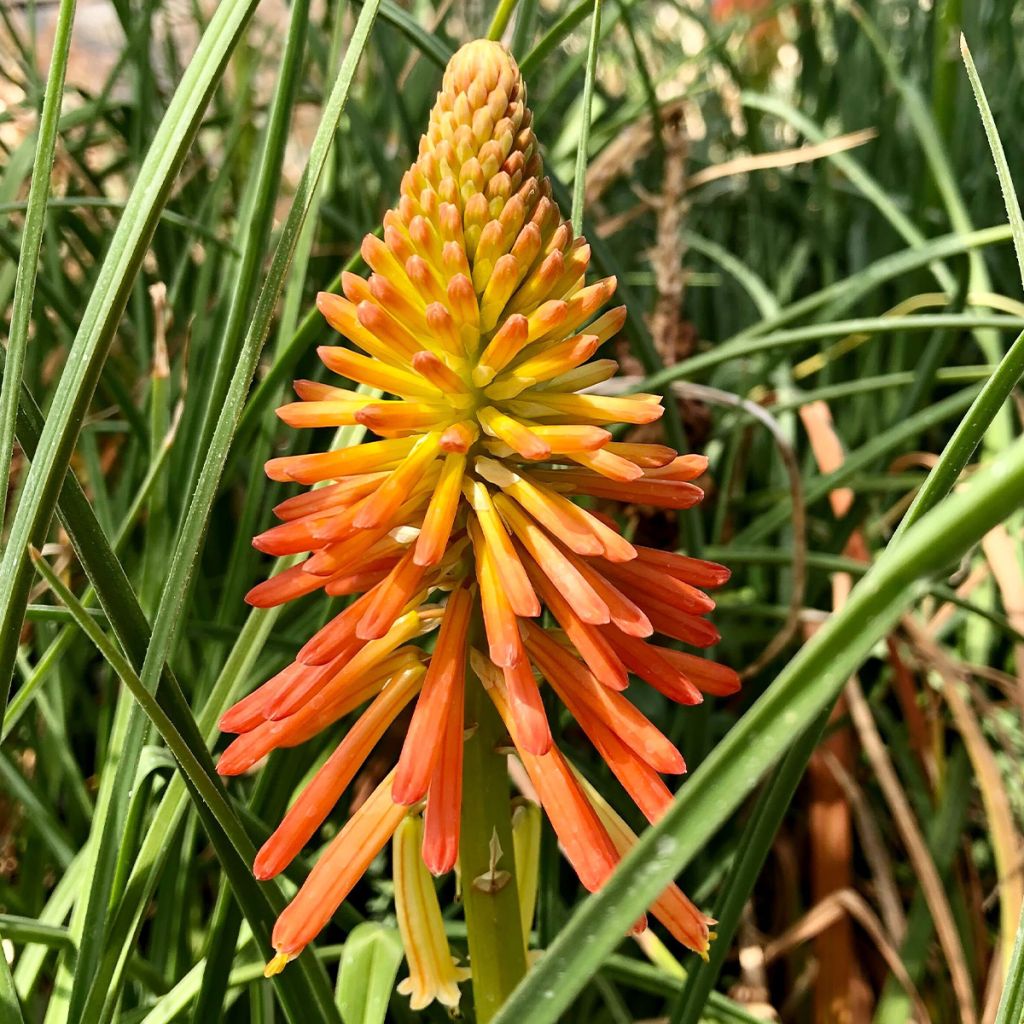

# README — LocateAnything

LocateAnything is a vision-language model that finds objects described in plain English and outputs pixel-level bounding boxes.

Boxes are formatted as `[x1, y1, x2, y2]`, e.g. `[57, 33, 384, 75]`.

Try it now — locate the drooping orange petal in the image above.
[502, 649, 552, 756]
[254, 665, 424, 879]
[266, 437, 417, 485]
[464, 479, 539, 618]
[415, 453, 466, 566]
[356, 552, 431, 640]
[244, 561, 331, 608]
[480, 660, 619, 892]
[270, 770, 409, 958]
[525, 564, 628, 690]
[470, 521, 524, 668]
[393, 586, 473, 805]
[523, 623, 684, 775]
[422, 661, 465, 875]
[494, 494, 609, 625]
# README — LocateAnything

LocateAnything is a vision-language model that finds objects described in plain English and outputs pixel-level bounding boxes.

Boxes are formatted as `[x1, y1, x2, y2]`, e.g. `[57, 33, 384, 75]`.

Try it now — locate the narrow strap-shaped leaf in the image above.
[0, 929, 26, 1024]
[0, 0, 76, 524]
[570, 1, 601, 237]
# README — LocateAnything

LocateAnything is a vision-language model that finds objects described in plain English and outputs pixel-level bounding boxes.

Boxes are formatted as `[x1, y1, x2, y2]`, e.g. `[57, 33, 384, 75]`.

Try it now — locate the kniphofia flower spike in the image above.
[221, 39, 739, 993]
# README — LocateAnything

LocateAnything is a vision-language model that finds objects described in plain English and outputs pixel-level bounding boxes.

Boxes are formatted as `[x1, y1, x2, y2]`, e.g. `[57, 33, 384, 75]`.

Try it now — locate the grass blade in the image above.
[0, 0, 76, 523]
[570, 0, 601, 236]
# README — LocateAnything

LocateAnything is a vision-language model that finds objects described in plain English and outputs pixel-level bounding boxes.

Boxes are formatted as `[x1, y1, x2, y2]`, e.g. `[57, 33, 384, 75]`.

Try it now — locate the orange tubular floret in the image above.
[633, 546, 732, 588]
[527, 424, 610, 453]
[297, 588, 378, 666]
[603, 630, 704, 706]
[276, 398, 374, 429]
[568, 448, 644, 482]
[393, 586, 473, 804]
[273, 614, 425, 722]
[495, 495, 609, 625]
[415, 453, 466, 566]
[355, 549, 430, 640]
[270, 771, 409, 959]
[244, 561, 332, 608]
[660, 648, 742, 697]
[421, 664, 465, 875]
[477, 406, 550, 460]
[576, 771, 712, 955]
[471, 522, 523, 668]
[481, 662, 619, 892]
[216, 658, 408, 775]
[266, 437, 417, 485]
[502, 647, 552, 756]
[254, 665, 424, 880]
[641, 596, 721, 648]
[553, 545, 652, 636]
[473, 458, 602, 558]
[464, 480, 539, 618]
[316, 344, 432, 397]
[271, 473, 387, 521]
[524, 623, 685, 775]
[353, 433, 442, 530]
[526, 564, 628, 690]
[599, 559, 716, 616]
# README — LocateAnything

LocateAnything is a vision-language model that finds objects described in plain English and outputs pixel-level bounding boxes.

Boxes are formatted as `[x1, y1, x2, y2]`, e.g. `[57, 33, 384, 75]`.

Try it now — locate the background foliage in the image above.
[2, 1, 1024, 1022]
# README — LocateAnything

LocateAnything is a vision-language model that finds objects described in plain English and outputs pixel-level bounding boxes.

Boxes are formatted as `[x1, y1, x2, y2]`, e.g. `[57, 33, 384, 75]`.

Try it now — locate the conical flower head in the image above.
[220, 40, 739, 971]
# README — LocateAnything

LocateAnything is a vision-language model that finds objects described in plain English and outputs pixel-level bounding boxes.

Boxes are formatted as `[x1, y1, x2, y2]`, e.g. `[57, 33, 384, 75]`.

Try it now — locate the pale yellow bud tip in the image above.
[263, 952, 292, 978]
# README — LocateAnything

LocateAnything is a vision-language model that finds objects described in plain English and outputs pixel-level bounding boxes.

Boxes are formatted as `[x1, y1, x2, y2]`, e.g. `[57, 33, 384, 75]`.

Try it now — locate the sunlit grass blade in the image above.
[0, 0, 76, 525]
[570, 1, 601, 236]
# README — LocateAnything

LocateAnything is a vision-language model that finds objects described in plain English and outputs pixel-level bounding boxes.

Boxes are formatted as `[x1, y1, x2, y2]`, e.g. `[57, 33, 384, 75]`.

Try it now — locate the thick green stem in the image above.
[461, 656, 527, 1022]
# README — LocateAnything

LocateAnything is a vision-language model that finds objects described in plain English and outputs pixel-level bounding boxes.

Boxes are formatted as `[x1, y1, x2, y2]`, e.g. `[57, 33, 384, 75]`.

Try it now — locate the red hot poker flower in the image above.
[219, 39, 740, 977]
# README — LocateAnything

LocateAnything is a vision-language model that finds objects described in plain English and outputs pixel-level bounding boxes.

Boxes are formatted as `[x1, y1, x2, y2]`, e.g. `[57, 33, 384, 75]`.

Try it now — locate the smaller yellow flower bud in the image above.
[394, 816, 470, 1010]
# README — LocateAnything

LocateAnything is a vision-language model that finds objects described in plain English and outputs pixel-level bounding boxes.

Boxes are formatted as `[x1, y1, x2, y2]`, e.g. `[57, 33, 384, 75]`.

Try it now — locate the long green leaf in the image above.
[0, 0, 76, 523]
